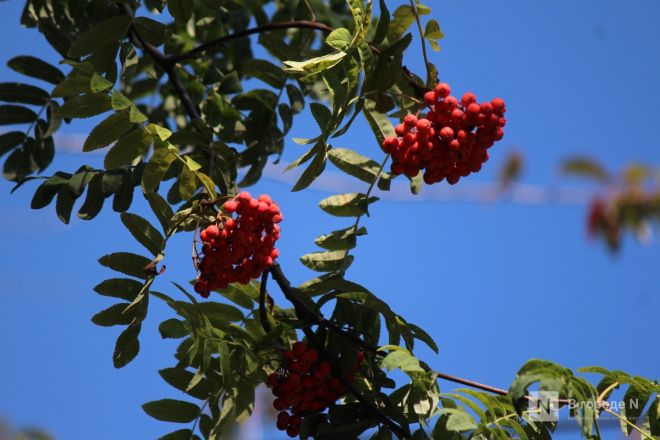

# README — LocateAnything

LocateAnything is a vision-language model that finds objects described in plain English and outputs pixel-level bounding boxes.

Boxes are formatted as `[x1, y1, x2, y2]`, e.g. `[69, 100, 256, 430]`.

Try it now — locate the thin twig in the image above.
[408, 0, 431, 84]
[339, 153, 390, 275]
[259, 268, 273, 333]
[120, 4, 200, 121]
[168, 20, 426, 97]
[601, 407, 654, 440]
[170, 20, 334, 63]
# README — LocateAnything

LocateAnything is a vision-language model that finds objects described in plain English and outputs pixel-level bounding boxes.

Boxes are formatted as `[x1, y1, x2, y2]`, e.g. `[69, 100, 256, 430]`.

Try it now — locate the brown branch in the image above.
[168, 20, 426, 97]
[170, 20, 334, 64]
[120, 4, 201, 121]
[259, 268, 273, 333]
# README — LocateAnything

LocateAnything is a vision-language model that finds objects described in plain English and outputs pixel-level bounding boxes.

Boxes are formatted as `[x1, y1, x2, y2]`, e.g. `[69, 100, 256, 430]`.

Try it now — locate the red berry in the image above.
[423, 91, 437, 105]
[467, 103, 481, 115]
[491, 97, 505, 113]
[292, 342, 307, 356]
[439, 126, 454, 141]
[403, 114, 417, 127]
[434, 82, 451, 98]
[461, 92, 476, 107]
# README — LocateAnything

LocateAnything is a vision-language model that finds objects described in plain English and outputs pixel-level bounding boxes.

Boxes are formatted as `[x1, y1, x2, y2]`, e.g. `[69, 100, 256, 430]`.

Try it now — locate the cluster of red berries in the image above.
[267, 342, 364, 438]
[382, 82, 506, 185]
[193, 192, 282, 297]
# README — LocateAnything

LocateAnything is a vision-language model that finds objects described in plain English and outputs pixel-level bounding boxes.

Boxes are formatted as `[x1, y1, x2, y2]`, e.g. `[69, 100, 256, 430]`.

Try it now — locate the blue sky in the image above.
[1, 1, 659, 439]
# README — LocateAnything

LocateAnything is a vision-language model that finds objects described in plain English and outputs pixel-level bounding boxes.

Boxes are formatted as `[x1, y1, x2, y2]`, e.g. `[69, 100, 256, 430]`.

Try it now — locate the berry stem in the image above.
[338, 153, 390, 275]
[408, 0, 432, 85]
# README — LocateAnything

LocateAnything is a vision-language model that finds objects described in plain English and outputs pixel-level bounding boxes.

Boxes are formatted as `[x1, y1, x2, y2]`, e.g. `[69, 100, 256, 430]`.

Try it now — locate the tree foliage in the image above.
[2, 1, 658, 439]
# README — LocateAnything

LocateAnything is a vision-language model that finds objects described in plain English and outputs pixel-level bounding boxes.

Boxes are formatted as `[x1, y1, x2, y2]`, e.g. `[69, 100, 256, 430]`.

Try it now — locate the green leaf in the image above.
[42, 101, 62, 138]
[145, 124, 173, 142]
[143, 399, 199, 423]
[196, 302, 244, 324]
[300, 250, 352, 272]
[159, 430, 195, 440]
[292, 142, 327, 192]
[168, 0, 194, 26]
[159, 318, 188, 339]
[30, 172, 69, 209]
[60, 93, 112, 119]
[0, 105, 37, 125]
[51, 66, 93, 98]
[104, 128, 152, 169]
[92, 303, 135, 327]
[326, 28, 352, 51]
[68, 15, 132, 58]
[111, 90, 133, 110]
[310, 103, 332, 132]
[77, 174, 105, 220]
[363, 100, 395, 145]
[439, 409, 478, 432]
[424, 19, 444, 51]
[142, 147, 176, 194]
[373, 0, 391, 45]
[145, 191, 174, 232]
[380, 350, 424, 373]
[178, 166, 197, 199]
[284, 52, 347, 76]
[120, 212, 165, 256]
[83, 112, 134, 152]
[7, 56, 64, 85]
[286, 84, 305, 113]
[94, 278, 144, 301]
[113, 322, 141, 368]
[134, 17, 168, 47]
[90, 73, 114, 93]
[622, 384, 652, 434]
[0, 131, 26, 157]
[242, 59, 286, 89]
[159, 368, 212, 400]
[129, 105, 148, 123]
[315, 226, 366, 250]
[319, 193, 378, 217]
[98, 252, 151, 279]
[0, 83, 50, 105]
[55, 186, 75, 224]
[2, 147, 33, 181]
[387, 6, 417, 43]
[328, 148, 386, 184]
[216, 283, 256, 309]
[112, 170, 135, 212]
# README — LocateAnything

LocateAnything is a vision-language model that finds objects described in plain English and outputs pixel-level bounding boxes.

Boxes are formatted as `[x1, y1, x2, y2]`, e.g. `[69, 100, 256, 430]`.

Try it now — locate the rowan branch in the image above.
[168, 20, 426, 97]
[259, 268, 273, 333]
[126, 5, 503, 433]
[120, 4, 201, 121]
[169, 20, 333, 64]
